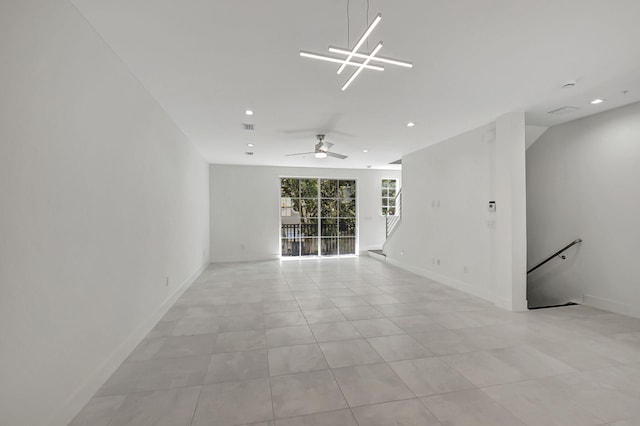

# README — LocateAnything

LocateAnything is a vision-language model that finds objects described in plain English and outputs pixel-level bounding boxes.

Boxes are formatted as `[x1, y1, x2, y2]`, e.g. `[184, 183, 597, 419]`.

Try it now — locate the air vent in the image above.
[245, 151, 254, 156]
[389, 159, 402, 165]
[241, 123, 255, 131]
[548, 106, 580, 115]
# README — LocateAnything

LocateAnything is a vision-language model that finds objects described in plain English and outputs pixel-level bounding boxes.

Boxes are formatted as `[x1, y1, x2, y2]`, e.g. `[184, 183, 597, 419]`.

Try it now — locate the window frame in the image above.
[381, 178, 398, 216]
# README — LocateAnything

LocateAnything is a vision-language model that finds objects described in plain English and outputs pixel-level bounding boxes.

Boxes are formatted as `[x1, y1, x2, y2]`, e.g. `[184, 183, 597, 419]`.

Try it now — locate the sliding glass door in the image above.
[281, 178, 357, 257]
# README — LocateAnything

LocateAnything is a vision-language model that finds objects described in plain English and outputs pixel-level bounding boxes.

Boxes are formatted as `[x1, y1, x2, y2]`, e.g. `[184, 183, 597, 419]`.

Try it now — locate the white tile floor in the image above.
[70, 257, 640, 426]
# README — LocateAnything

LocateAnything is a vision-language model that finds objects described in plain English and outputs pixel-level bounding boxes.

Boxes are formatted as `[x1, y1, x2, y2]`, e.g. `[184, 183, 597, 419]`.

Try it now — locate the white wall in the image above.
[384, 114, 527, 310]
[527, 101, 640, 316]
[0, 1, 210, 425]
[495, 113, 528, 311]
[210, 164, 400, 262]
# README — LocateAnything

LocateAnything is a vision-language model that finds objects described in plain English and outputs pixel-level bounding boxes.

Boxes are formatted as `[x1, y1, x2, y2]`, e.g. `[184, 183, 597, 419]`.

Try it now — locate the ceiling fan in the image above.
[285, 134, 348, 159]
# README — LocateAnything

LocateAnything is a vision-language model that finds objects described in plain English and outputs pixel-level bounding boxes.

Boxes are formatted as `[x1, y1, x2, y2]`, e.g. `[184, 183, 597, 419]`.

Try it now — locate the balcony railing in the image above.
[385, 189, 402, 238]
[281, 223, 355, 256]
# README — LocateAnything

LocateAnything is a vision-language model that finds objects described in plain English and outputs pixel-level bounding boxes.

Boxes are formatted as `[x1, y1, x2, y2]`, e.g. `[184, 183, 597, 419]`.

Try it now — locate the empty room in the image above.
[2, 1, 640, 425]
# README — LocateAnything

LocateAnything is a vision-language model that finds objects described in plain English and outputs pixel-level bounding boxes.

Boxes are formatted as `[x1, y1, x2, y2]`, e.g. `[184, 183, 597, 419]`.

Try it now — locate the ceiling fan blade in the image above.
[281, 128, 317, 135]
[326, 152, 348, 159]
[328, 130, 354, 138]
[285, 152, 315, 157]
[316, 141, 333, 152]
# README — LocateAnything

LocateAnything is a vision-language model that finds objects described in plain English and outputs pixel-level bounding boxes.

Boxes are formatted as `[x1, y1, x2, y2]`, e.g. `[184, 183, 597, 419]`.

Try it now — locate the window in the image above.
[280, 177, 357, 257]
[381, 179, 397, 216]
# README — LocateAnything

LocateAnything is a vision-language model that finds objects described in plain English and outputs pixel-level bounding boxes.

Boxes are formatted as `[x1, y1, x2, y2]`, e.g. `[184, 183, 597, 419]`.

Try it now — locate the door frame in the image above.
[278, 175, 359, 258]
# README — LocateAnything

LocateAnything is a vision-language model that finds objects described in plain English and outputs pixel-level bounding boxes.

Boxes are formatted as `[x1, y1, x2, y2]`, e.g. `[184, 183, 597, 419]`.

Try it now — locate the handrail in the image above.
[527, 238, 582, 274]
[385, 188, 402, 238]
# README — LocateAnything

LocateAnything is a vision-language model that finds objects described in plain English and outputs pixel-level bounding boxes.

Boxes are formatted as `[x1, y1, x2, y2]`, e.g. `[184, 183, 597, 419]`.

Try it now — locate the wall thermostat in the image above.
[488, 201, 496, 212]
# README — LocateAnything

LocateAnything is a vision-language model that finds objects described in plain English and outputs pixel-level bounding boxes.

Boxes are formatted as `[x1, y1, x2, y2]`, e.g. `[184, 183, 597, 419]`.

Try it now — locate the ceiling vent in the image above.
[389, 159, 402, 165]
[241, 123, 255, 131]
[548, 106, 580, 115]
[245, 151, 254, 156]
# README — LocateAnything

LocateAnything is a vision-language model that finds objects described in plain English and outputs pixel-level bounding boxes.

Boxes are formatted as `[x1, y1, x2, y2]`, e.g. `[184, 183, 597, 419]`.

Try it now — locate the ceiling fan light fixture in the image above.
[286, 134, 347, 159]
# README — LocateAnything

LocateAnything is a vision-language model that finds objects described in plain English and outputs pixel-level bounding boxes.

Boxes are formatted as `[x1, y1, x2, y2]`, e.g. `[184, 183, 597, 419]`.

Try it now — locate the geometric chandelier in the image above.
[300, 13, 413, 91]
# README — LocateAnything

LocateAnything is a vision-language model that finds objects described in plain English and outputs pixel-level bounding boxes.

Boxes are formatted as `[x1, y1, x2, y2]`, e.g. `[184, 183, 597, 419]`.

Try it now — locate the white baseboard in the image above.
[367, 251, 387, 262]
[583, 294, 640, 319]
[49, 262, 209, 426]
[385, 257, 512, 310]
[211, 254, 280, 263]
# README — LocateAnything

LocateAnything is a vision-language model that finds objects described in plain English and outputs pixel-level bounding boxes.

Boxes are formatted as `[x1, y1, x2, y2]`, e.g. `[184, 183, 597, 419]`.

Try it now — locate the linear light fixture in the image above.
[342, 42, 383, 91]
[337, 13, 382, 75]
[329, 47, 413, 68]
[300, 12, 411, 90]
[300, 51, 384, 71]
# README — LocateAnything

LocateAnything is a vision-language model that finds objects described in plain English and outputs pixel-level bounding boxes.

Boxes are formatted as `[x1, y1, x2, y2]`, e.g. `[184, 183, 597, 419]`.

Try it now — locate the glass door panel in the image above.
[281, 178, 356, 257]
[320, 219, 338, 237]
[281, 239, 298, 257]
[339, 180, 356, 199]
[301, 238, 319, 256]
[300, 179, 318, 198]
[321, 179, 338, 198]
[337, 180, 357, 255]
[321, 238, 339, 256]
[339, 238, 356, 255]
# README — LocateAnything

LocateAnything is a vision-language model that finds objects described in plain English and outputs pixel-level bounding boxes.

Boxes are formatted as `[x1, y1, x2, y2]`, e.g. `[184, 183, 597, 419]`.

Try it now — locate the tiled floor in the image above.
[71, 257, 640, 426]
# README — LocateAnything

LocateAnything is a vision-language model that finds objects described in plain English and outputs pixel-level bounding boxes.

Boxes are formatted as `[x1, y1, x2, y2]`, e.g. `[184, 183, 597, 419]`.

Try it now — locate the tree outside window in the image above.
[381, 179, 397, 216]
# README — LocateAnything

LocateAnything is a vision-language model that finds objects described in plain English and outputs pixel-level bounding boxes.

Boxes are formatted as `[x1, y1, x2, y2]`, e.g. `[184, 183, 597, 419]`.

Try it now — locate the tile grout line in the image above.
[314, 326, 360, 426]
[186, 381, 205, 426]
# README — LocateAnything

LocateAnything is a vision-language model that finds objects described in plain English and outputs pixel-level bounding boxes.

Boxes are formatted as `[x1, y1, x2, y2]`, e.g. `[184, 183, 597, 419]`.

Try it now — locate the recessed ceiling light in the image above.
[406, 122, 415, 127]
[363, 149, 369, 153]
[245, 109, 254, 116]
[247, 143, 254, 147]
[590, 99, 604, 105]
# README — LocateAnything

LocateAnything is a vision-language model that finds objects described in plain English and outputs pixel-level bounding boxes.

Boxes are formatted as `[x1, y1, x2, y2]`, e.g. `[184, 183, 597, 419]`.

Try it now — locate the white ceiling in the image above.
[70, 0, 640, 169]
